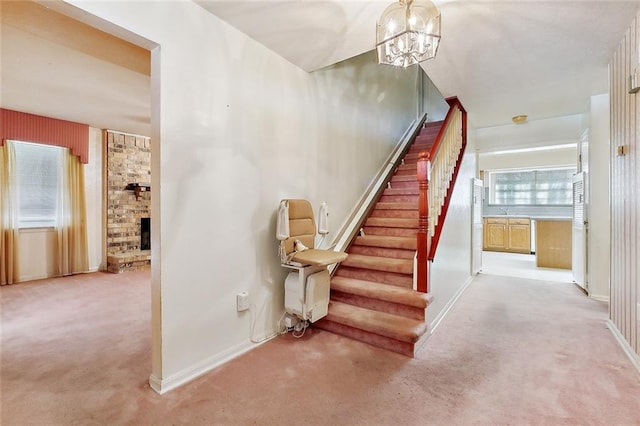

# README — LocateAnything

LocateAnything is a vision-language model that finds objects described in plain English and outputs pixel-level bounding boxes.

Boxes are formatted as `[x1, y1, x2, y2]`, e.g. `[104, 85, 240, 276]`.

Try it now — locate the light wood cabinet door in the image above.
[484, 219, 507, 251]
[536, 220, 572, 269]
[483, 217, 531, 253]
[507, 223, 531, 253]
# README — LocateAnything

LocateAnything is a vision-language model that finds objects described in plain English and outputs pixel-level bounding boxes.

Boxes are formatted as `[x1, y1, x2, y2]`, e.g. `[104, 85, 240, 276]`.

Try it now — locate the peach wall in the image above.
[0, 108, 89, 163]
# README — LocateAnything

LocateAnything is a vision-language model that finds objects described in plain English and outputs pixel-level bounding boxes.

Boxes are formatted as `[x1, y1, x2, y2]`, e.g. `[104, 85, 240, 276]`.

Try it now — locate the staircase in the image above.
[315, 122, 443, 357]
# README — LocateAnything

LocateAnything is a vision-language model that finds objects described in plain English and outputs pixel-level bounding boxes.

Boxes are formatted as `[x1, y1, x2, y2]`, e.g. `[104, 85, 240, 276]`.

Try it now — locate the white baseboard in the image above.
[589, 294, 610, 303]
[607, 319, 640, 374]
[427, 275, 474, 335]
[148, 335, 275, 394]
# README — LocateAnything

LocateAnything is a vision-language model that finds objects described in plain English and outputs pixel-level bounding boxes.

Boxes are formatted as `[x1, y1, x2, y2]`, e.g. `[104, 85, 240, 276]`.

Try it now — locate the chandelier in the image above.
[376, 0, 441, 68]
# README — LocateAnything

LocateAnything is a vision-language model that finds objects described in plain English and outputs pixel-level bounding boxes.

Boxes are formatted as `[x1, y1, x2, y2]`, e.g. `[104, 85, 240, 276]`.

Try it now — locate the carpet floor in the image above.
[1, 271, 639, 425]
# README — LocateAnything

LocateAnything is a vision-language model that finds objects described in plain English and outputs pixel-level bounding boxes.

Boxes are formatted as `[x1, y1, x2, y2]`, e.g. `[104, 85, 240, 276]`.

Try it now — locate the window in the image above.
[488, 167, 576, 205]
[12, 141, 65, 228]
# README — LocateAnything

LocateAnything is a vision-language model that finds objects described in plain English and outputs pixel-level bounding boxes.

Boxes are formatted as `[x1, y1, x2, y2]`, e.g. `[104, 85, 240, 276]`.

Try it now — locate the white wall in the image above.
[17, 228, 57, 282]
[587, 94, 610, 301]
[478, 146, 576, 171]
[85, 127, 103, 272]
[17, 126, 104, 281]
[428, 128, 476, 327]
[421, 72, 449, 122]
[62, 0, 428, 393]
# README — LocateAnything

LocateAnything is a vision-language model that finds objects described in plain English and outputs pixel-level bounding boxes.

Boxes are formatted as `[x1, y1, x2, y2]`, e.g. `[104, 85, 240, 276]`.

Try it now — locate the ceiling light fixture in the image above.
[376, 0, 441, 68]
[512, 115, 528, 124]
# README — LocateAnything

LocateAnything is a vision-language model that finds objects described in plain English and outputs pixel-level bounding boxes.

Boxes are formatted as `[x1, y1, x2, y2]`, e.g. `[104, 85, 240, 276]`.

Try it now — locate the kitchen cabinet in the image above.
[484, 218, 508, 251]
[483, 217, 531, 254]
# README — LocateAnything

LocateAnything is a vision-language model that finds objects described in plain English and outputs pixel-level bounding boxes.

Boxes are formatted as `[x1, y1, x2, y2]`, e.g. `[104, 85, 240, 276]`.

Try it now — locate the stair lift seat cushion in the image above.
[291, 249, 348, 267]
[282, 199, 348, 267]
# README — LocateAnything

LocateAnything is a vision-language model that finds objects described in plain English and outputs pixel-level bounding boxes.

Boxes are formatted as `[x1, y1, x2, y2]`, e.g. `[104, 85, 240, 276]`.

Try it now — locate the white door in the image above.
[572, 172, 587, 289]
[471, 178, 483, 275]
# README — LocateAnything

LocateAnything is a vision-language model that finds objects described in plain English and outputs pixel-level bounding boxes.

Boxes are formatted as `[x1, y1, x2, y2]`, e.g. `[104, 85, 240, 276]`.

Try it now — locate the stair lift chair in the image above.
[277, 199, 348, 324]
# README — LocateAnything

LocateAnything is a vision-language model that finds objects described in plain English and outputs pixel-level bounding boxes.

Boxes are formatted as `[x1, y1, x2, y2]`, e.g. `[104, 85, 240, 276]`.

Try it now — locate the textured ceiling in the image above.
[198, 0, 640, 128]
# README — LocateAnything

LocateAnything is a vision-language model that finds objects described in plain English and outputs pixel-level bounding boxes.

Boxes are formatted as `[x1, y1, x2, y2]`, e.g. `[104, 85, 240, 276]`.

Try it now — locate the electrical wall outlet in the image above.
[236, 291, 250, 312]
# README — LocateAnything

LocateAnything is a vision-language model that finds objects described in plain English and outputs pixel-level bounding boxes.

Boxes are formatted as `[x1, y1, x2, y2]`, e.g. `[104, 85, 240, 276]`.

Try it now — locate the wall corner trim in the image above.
[607, 319, 640, 374]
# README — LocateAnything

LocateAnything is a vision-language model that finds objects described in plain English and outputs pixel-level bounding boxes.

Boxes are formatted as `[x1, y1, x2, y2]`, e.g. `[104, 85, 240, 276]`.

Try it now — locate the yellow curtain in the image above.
[0, 142, 20, 285]
[57, 150, 88, 276]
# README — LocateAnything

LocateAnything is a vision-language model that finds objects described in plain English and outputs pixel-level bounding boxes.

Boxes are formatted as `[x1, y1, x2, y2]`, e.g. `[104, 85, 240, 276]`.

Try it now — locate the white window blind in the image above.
[12, 141, 64, 228]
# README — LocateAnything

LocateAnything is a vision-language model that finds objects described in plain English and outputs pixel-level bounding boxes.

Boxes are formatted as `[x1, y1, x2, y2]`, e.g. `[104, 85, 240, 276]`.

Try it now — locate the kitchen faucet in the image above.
[501, 208, 510, 215]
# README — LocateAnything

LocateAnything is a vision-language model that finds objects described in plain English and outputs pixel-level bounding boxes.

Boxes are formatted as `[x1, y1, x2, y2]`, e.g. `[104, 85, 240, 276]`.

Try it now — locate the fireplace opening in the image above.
[140, 218, 150, 251]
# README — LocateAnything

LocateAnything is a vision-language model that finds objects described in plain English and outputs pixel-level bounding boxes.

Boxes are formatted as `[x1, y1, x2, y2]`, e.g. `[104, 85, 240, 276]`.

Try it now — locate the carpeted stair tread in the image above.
[391, 174, 417, 182]
[378, 194, 419, 203]
[365, 217, 418, 228]
[331, 276, 432, 309]
[383, 187, 418, 195]
[354, 235, 416, 250]
[325, 301, 427, 343]
[375, 202, 417, 210]
[341, 254, 413, 274]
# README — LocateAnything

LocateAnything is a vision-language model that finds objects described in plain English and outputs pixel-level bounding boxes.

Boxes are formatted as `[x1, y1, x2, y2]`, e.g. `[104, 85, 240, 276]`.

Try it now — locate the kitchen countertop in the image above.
[483, 215, 571, 221]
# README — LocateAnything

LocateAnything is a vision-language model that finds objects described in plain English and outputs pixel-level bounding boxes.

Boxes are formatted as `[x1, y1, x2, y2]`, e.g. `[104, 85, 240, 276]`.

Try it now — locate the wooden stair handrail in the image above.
[416, 97, 467, 293]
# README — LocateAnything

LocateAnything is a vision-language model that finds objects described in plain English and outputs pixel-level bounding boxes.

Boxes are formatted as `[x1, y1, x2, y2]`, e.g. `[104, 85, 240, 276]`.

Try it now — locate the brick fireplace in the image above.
[105, 130, 151, 273]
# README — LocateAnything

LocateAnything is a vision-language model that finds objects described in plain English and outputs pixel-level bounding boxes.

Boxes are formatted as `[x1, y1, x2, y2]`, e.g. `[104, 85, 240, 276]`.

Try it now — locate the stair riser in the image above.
[415, 139, 436, 146]
[363, 227, 417, 238]
[354, 236, 417, 250]
[388, 181, 418, 189]
[335, 267, 413, 288]
[409, 148, 433, 153]
[390, 175, 417, 182]
[365, 218, 418, 228]
[383, 187, 418, 195]
[341, 258, 413, 275]
[370, 209, 418, 219]
[314, 321, 416, 357]
[331, 290, 425, 320]
[403, 153, 422, 159]
[417, 133, 439, 140]
[394, 169, 418, 177]
[396, 164, 418, 172]
[348, 245, 415, 260]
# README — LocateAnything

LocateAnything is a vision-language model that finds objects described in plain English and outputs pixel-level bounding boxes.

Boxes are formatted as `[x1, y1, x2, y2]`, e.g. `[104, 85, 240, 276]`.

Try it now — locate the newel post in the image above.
[417, 151, 430, 293]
